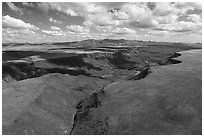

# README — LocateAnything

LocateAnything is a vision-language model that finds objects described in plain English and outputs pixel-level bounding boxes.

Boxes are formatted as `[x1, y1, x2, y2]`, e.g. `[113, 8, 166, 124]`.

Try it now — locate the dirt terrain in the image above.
[2, 39, 202, 135]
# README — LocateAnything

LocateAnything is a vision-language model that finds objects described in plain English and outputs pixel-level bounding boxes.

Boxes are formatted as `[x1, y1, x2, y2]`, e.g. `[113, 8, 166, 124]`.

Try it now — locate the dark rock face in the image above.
[3, 62, 38, 81]
[127, 67, 151, 80]
[159, 53, 182, 65]
[108, 51, 136, 69]
[2, 62, 92, 82]
[47, 55, 102, 70]
[71, 88, 110, 135]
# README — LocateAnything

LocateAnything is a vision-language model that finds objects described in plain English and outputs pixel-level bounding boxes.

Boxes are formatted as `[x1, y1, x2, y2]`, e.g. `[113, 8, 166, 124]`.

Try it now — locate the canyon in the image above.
[2, 39, 202, 135]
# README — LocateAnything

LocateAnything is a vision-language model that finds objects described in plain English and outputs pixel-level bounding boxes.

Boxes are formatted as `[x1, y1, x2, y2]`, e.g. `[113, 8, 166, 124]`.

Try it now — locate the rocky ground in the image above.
[2, 39, 202, 135]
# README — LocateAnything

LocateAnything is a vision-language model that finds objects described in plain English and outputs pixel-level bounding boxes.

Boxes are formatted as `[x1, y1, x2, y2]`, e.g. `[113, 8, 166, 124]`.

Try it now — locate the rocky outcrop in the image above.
[159, 53, 182, 65]
[2, 62, 92, 82]
[108, 51, 136, 69]
[70, 87, 110, 135]
[84, 52, 114, 59]
[127, 67, 151, 80]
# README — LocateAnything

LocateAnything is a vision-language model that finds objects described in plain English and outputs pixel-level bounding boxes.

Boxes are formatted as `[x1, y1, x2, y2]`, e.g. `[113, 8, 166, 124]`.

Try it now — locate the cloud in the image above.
[37, 2, 80, 16]
[2, 28, 37, 44]
[42, 30, 65, 36]
[153, 3, 177, 16]
[66, 9, 78, 16]
[36, 2, 50, 12]
[4, 28, 36, 36]
[85, 3, 106, 14]
[154, 14, 178, 24]
[34, 2, 202, 30]
[112, 27, 136, 35]
[153, 2, 201, 18]
[130, 17, 158, 28]
[121, 3, 158, 28]
[2, 2, 202, 43]
[2, 29, 46, 43]
[119, 2, 202, 29]
[93, 26, 136, 36]
[42, 2, 202, 38]
[186, 14, 201, 23]
[111, 10, 129, 20]
[155, 21, 201, 34]
[42, 25, 63, 36]
[172, 21, 201, 33]
[88, 14, 116, 26]
[6, 2, 23, 15]
[67, 25, 90, 33]
[22, 2, 35, 7]
[150, 2, 202, 35]
[50, 26, 61, 31]
[2, 15, 39, 30]
[148, 30, 170, 36]
[84, 13, 127, 27]
[79, 3, 128, 27]
[49, 17, 62, 24]
[121, 3, 152, 19]
[173, 2, 202, 10]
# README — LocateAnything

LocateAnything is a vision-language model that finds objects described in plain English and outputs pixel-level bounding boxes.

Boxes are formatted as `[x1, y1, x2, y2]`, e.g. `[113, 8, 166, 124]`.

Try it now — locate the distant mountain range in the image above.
[2, 39, 202, 48]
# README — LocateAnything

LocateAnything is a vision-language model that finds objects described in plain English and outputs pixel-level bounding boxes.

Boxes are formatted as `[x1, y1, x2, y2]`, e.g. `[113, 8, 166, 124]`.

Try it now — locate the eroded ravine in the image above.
[2, 50, 181, 83]
[69, 53, 183, 134]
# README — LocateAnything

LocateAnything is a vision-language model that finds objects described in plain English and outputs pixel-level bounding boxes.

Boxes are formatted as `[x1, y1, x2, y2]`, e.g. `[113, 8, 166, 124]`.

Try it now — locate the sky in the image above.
[2, 2, 202, 43]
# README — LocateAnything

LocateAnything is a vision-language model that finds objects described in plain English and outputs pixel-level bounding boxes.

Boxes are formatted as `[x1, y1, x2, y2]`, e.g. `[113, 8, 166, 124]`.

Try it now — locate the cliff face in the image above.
[2, 46, 183, 83]
[84, 51, 114, 59]
[2, 62, 91, 83]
